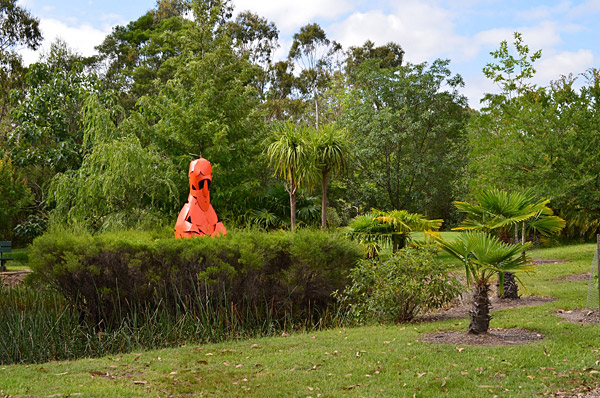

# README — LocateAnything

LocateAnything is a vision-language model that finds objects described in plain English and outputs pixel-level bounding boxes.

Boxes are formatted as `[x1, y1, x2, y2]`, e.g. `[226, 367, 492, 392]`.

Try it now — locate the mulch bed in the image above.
[556, 309, 599, 324]
[420, 295, 555, 322]
[0, 270, 32, 287]
[554, 273, 591, 282]
[421, 328, 544, 346]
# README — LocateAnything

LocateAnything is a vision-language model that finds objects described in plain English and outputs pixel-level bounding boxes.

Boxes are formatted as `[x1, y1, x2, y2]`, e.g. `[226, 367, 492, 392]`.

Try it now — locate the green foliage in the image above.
[30, 229, 363, 325]
[266, 122, 317, 230]
[470, 33, 598, 238]
[482, 31, 542, 102]
[348, 209, 443, 253]
[454, 188, 565, 240]
[341, 58, 469, 218]
[0, 155, 32, 237]
[8, 40, 97, 173]
[437, 231, 533, 288]
[337, 246, 462, 323]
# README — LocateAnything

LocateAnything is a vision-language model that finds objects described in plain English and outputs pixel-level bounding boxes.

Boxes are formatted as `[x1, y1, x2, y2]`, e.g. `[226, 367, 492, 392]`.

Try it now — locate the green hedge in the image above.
[30, 230, 364, 324]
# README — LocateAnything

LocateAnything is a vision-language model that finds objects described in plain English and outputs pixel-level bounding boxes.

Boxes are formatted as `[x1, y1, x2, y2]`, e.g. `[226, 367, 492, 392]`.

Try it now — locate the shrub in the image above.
[336, 246, 462, 323]
[30, 229, 363, 325]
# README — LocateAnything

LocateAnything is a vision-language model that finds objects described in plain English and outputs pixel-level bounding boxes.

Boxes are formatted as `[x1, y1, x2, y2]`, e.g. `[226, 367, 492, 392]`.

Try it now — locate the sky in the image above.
[15, 0, 600, 108]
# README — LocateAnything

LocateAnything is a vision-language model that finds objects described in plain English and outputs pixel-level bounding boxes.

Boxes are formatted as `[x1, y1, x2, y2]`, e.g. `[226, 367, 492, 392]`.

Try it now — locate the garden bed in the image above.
[421, 328, 544, 346]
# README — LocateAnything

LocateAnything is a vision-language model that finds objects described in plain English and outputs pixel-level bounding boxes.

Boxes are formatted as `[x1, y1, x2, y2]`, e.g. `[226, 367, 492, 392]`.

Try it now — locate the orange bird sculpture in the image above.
[174, 158, 227, 238]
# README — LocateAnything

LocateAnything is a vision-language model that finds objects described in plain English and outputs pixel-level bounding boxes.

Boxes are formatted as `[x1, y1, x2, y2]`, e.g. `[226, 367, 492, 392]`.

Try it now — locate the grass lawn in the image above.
[1, 247, 31, 272]
[1, 243, 599, 397]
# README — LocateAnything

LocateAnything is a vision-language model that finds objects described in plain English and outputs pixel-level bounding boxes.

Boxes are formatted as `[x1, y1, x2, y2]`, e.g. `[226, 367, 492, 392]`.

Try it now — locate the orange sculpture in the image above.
[174, 158, 227, 238]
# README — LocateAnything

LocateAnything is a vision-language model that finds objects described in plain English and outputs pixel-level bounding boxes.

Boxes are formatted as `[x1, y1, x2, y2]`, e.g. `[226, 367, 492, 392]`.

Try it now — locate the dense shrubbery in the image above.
[30, 229, 363, 326]
[336, 246, 462, 323]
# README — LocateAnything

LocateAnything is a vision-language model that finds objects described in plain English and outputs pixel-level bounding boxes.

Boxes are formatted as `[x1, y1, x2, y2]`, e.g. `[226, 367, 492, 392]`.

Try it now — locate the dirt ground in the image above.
[420, 294, 555, 322]
[556, 309, 599, 324]
[0, 270, 31, 287]
[554, 273, 591, 282]
[533, 258, 570, 265]
[421, 327, 544, 346]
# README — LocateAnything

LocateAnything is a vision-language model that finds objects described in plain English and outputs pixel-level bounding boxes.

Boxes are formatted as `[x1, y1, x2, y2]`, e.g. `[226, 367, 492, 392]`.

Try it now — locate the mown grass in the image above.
[0, 243, 599, 397]
[1, 247, 31, 271]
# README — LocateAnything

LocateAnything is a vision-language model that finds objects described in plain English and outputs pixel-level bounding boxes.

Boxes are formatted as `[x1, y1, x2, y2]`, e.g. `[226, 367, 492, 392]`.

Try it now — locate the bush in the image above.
[336, 246, 462, 323]
[30, 229, 363, 325]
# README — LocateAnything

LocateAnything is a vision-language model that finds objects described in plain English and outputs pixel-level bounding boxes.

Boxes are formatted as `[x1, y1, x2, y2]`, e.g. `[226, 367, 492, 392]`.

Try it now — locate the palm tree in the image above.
[348, 209, 443, 254]
[266, 123, 316, 231]
[312, 124, 351, 230]
[454, 188, 564, 298]
[436, 231, 534, 334]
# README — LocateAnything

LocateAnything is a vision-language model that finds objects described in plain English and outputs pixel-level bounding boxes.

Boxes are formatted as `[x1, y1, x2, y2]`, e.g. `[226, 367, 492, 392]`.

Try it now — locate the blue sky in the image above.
[16, 0, 600, 108]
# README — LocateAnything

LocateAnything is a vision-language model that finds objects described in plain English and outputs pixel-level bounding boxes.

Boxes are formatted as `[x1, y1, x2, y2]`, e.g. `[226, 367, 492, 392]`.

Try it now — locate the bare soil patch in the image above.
[0, 270, 32, 287]
[556, 309, 599, 324]
[533, 258, 569, 265]
[554, 273, 591, 282]
[420, 295, 555, 322]
[548, 385, 600, 397]
[421, 328, 543, 346]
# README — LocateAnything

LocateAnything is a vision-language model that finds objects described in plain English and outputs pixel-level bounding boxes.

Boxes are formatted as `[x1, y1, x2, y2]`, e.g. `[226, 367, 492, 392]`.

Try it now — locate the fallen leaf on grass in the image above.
[133, 380, 147, 385]
[251, 344, 259, 349]
[197, 360, 208, 365]
[281, 332, 290, 337]
[342, 384, 361, 390]
[456, 347, 465, 352]
[417, 372, 426, 378]
[236, 364, 243, 368]
[89, 371, 107, 377]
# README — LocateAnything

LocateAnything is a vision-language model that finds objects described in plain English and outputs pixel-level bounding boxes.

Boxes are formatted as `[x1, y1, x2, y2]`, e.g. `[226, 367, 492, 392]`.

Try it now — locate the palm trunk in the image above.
[290, 189, 297, 232]
[468, 281, 491, 334]
[321, 169, 328, 230]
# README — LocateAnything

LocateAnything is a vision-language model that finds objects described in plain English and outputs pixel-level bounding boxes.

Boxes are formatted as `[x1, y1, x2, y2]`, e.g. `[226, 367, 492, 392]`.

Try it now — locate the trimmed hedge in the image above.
[30, 230, 364, 324]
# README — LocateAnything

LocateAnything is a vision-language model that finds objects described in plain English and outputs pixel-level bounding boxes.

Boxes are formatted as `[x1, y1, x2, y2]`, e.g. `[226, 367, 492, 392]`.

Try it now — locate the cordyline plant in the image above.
[436, 231, 534, 334]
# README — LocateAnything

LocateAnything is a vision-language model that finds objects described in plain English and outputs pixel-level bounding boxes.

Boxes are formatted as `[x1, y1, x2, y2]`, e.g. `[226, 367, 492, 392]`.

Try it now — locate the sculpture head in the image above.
[189, 158, 212, 211]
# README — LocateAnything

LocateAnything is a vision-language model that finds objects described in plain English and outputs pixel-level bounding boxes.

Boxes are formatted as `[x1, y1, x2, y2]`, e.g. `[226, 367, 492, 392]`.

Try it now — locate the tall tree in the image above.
[288, 23, 341, 128]
[342, 58, 469, 219]
[0, 0, 42, 125]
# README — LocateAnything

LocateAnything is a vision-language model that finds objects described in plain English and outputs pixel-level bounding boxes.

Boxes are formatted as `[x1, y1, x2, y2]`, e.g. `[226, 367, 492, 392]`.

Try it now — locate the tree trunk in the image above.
[468, 281, 491, 334]
[321, 169, 328, 230]
[498, 272, 519, 299]
[290, 189, 297, 232]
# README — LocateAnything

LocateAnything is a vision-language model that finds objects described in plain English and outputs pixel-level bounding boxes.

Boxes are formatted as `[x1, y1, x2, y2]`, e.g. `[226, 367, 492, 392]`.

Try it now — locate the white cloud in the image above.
[568, 0, 600, 17]
[534, 49, 595, 83]
[18, 18, 111, 65]
[474, 21, 563, 52]
[232, 0, 353, 34]
[327, 2, 465, 63]
[516, 1, 571, 20]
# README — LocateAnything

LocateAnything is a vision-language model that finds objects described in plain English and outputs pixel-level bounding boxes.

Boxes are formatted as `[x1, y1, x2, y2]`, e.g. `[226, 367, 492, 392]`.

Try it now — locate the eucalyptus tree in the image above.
[312, 124, 351, 229]
[288, 23, 341, 128]
[437, 231, 533, 334]
[266, 122, 316, 231]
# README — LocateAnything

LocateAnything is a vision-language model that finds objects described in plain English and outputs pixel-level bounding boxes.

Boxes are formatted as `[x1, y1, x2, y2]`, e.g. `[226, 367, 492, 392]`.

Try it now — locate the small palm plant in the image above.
[454, 188, 564, 298]
[436, 231, 534, 334]
[348, 210, 443, 254]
